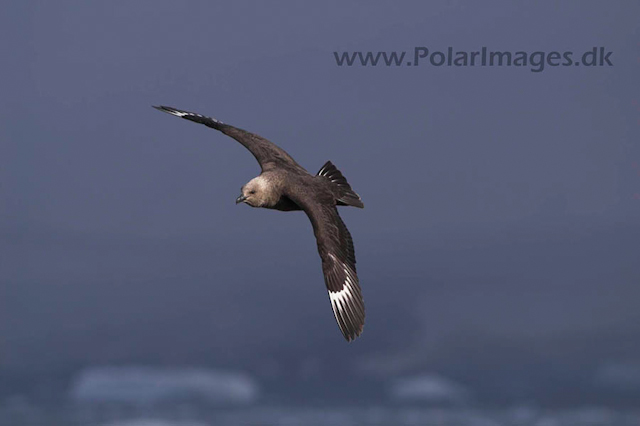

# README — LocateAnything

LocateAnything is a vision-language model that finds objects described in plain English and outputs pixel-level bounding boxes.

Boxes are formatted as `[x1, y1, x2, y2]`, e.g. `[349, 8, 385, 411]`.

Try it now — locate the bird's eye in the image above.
[249, 190, 256, 194]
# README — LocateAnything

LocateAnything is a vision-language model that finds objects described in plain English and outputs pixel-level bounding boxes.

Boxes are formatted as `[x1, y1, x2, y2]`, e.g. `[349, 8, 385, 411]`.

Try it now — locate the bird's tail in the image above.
[317, 161, 364, 208]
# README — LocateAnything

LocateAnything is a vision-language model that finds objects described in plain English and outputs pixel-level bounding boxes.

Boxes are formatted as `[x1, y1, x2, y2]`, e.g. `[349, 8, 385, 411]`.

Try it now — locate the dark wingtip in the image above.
[152, 105, 173, 113]
[341, 321, 364, 342]
[151, 105, 224, 128]
[344, 329, 363, 343]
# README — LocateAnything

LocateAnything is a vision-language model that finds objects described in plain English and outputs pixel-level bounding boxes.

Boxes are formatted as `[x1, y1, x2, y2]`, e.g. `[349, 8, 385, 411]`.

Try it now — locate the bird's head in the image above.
[236, 176, 270, 208]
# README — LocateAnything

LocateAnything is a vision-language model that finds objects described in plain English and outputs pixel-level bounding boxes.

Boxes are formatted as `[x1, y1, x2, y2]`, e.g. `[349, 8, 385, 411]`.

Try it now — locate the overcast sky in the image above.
[1, 0, 639, 405]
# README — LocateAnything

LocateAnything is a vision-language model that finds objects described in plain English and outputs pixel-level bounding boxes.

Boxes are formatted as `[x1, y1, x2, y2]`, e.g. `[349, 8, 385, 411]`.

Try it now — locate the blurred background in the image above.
[1, 1, 639, 425]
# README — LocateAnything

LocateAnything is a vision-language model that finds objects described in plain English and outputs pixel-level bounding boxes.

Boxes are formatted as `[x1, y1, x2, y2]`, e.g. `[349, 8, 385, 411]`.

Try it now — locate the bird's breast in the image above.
[271, 195, 302, 211]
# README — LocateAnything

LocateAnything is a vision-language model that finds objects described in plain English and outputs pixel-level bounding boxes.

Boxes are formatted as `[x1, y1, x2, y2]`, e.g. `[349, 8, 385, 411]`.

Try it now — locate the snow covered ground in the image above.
[389, 374, 472, 404]
[69, 367, 259, 405]
[3, 366, 640, 425]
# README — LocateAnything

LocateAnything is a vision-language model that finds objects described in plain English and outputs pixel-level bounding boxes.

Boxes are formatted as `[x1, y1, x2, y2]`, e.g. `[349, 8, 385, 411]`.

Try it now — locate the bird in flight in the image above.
[153, 106, 365, 341]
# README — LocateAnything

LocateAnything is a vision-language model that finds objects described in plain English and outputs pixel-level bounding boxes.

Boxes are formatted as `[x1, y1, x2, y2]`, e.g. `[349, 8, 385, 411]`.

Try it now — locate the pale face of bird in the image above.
[236, 176, 274, 208]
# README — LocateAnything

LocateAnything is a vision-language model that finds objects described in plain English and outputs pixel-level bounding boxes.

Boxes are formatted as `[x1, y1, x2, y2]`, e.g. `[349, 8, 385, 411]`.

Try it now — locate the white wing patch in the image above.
[156, 106, 222, 124]
[319, 222, 365, 341]
[329, 275, 354, 306]
[165, 110, 190, 118]
[328, 262, 361, 339]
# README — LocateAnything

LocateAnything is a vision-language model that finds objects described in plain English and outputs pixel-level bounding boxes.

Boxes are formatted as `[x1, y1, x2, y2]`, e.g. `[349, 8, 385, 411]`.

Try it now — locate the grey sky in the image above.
[1, 0, 639, 405]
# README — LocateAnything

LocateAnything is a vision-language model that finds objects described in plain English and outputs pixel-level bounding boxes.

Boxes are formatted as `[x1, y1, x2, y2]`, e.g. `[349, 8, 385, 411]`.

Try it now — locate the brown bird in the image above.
[153, 106, 365, 341]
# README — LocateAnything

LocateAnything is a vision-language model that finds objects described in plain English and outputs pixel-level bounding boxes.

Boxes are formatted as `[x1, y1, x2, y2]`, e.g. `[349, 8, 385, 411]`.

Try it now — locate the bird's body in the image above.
[153, 105, 365, 341]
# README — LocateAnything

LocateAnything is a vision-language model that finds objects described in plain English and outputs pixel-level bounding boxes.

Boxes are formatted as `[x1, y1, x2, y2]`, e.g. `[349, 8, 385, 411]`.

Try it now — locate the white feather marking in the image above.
[327, 254, 362, 338]
[166, 110, 189, 117]
[329, 283, 353, 306]
[166, 109, 220, 123]
[329, 264, 355, 311]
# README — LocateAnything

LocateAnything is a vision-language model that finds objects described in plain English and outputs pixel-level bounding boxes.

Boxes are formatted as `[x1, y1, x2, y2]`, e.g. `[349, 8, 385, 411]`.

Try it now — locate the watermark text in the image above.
[333, 47, 613, 72]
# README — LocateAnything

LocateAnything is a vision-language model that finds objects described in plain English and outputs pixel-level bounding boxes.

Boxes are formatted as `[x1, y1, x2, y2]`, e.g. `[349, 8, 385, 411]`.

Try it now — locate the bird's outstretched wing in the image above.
[297, 200, 365, 341]
[153, 105, 303, 172]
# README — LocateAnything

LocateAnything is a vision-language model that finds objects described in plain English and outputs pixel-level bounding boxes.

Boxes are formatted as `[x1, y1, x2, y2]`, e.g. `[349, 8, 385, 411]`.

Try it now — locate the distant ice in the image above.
[390, 374, 471, 404]
[69, 366, 259, 405]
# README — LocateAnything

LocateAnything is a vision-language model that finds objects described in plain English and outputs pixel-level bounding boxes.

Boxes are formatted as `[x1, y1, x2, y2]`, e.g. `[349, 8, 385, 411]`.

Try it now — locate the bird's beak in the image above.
[236, 194, 248, 204]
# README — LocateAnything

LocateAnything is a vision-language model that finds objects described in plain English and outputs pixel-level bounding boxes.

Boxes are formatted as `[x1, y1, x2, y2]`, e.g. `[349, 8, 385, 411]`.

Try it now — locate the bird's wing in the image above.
[295, 198, 365, 341]
[153, 105, 303, 172]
